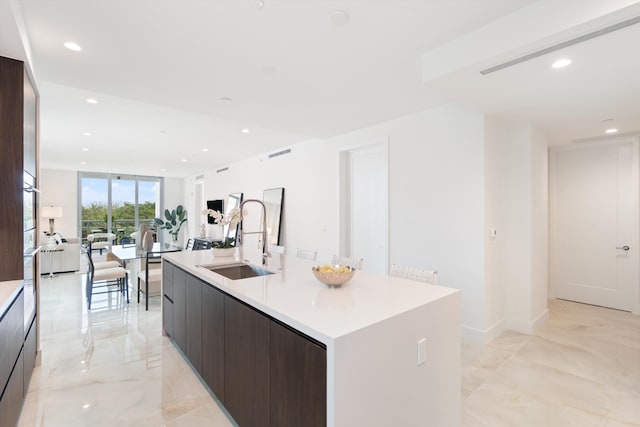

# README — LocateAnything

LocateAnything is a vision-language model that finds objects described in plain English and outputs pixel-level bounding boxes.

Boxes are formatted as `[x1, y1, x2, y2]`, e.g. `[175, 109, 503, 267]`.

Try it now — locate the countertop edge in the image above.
[0, 280, 24, 318]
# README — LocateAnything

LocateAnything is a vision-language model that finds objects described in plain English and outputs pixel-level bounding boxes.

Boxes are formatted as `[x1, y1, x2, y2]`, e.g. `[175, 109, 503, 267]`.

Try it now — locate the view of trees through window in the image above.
[80, 174, 161, 244]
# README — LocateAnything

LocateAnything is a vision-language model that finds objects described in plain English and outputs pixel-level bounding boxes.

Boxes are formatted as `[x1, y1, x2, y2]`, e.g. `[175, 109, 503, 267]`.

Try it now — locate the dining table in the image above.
[110, 242, 182, 268]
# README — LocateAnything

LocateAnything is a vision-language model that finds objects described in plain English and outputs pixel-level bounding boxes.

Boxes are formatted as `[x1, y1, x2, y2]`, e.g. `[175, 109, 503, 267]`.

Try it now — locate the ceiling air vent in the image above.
[480, 15, 640, 75]
[216, 167, 229, 173]
[195, 174, 205, 180]
[268, 148, 291, 159]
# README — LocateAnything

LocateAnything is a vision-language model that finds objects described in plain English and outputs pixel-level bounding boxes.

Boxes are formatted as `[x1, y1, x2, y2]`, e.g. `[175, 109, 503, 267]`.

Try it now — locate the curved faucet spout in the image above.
[238, 199, 271, 265]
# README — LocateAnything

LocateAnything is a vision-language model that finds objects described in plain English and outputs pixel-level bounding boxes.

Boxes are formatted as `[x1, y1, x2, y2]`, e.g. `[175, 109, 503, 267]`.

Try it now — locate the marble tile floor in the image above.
[18, 271, 640, 427]
[462, 299, 640, 427]
[19, 270, 235, 427]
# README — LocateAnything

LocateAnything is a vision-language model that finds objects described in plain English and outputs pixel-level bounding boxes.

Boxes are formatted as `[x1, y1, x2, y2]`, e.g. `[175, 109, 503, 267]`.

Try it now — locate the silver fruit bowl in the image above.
[312, 265, 356, 288]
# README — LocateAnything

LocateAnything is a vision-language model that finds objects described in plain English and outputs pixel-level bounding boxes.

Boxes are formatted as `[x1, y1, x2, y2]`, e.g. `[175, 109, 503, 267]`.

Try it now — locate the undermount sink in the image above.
[198, 262, 275, 280]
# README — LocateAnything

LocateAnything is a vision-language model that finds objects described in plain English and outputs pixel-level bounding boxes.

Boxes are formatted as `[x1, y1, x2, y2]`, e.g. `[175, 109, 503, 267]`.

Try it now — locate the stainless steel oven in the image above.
[23, 171, 38, 331]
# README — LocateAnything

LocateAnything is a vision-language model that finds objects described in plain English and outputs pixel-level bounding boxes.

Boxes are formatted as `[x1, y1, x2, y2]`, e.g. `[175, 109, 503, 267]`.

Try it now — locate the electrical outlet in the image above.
[417, 338, 426, 366]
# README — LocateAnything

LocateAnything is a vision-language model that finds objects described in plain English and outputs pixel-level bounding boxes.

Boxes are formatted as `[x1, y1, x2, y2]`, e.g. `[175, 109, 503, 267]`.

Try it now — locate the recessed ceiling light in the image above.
[161, 168, 167, 172]
[329, 10, 349, 27]
[551, 58, 571, 69]
[80, 161, 87, 165]
[605, 128, 618, 134]
[82, 404, 90, 409]
[159, 130, 167, 134]
[202, 148, 209, 152]
[81, 148, 89, 152]
[83, 132, 92, 136]
[241, 128, 250, 134]
[181, 158, 187, 162]
[248, 0, 264, 9]
[86, 98, 98, 104]
[64, 41, 82, 51]
[219, 97, 233, 102]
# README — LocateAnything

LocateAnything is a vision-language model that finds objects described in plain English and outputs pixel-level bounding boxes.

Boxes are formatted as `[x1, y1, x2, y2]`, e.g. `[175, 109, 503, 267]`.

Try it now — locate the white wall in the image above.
[484, 118, 549, 338]
[40, 168, 78, 238]
[530, 126, 549, 329]
[193, 103, 488, 335]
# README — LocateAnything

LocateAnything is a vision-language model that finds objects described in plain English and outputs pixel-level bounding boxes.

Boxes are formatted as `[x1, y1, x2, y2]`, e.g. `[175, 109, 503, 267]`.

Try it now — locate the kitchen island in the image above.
[162, 250, 460, 427]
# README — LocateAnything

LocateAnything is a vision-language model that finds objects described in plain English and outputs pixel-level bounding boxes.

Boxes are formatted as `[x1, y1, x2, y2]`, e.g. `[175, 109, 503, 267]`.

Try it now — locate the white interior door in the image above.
[344, 143, 388, 274]
[550, 141, 638, 311]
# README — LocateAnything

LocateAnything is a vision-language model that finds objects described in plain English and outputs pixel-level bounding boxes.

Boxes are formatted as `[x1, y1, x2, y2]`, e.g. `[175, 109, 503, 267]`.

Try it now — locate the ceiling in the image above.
[4, 0, 640, 177]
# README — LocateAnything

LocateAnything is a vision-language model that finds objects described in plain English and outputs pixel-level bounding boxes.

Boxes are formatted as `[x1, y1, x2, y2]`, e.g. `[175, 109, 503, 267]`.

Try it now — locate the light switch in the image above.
[417, 338, 426, 366]
[490, 228, 497, 238]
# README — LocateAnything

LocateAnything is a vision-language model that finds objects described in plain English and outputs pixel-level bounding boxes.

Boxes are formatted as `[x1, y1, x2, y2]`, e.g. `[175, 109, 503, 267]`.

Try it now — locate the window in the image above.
[79, 173, 163, 244]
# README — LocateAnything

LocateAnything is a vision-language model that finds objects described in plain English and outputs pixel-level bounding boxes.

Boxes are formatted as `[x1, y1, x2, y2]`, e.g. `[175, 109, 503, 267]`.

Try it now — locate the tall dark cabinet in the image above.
[0, 56, 26, 282]
[0, 55, 39, 427]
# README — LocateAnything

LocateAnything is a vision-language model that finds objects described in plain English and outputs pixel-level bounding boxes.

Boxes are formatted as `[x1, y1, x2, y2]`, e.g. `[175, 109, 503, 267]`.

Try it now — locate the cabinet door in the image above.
[162, 296, 174, 337]
[162, 260, 174, 301]
[270, 322, 327, 427]
[23, 316, 37, 395]
[186, 275, 202, 374]
[23, 69, 37, 177]
[0, 348, 24, 427]
[201, 283, 225, 402]
[224, 296, 270, 427]
[173, 267, 187, 353]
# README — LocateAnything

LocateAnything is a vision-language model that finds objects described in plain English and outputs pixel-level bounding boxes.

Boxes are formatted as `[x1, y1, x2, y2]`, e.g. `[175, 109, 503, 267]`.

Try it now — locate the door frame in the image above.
[549, 136, 640, 315]
[339, 140, 389, 274]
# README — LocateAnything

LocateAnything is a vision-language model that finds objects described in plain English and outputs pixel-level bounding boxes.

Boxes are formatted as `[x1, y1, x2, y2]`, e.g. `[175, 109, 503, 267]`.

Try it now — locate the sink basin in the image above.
[199, 262, 275, 280]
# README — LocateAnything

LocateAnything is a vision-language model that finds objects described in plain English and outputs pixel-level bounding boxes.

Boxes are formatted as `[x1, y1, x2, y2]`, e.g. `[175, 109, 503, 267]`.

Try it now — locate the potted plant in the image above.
[154, 205, 187, 242]
[203, 207, 241, 256]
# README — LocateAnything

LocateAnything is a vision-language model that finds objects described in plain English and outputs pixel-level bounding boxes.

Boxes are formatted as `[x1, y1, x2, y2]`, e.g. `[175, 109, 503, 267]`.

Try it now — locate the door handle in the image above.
[616, 245, 630, 251]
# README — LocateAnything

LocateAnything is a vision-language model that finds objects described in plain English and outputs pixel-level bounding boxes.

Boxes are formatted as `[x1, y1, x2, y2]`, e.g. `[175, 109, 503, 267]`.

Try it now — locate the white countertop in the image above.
[164, 251, 459, 344]
[0, 280, 23, 317]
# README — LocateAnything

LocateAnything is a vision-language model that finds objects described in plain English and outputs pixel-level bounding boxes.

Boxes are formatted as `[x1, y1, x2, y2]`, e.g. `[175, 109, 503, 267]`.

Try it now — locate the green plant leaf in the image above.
[153, 218, 164, 225]
[164, 209, 172, 221]
[176, 205, 184, 216]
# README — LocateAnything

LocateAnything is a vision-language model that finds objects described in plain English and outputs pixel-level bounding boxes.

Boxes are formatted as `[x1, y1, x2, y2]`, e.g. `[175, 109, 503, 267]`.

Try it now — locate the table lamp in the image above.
[41, 206, 63, 235]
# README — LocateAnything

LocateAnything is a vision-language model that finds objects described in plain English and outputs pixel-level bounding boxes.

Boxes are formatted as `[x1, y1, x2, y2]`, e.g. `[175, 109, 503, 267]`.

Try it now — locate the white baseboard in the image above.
[506, 309, 549, 334]
[462, 309, 549, 343]
[461, 319, 506, 344]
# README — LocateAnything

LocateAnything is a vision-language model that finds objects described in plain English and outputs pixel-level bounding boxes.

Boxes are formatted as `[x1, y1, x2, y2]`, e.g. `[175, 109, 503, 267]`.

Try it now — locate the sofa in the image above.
[40, 233, 81, 275]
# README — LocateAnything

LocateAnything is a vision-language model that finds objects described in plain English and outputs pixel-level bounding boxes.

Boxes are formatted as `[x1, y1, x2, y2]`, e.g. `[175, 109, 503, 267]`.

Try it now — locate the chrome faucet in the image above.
[238, 199, 271, 266]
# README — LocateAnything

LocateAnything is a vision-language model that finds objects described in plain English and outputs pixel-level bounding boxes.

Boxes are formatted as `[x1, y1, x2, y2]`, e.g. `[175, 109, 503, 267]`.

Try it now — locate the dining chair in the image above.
[86, 232, 116, 255]
[85, 243, 121, 270]
[330, 254, 364, 270]
[296, 248, 317, 261]
[185, 238, 194, 250]
[138, 249, 181, 310]
[85, 248, 128, 310]
[192, 238, 212, 250]
[390, 264, 438, 285]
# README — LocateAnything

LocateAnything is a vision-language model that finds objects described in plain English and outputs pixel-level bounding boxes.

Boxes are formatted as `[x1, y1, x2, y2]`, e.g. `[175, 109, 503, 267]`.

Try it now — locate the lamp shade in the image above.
[41, 206, 63, 218]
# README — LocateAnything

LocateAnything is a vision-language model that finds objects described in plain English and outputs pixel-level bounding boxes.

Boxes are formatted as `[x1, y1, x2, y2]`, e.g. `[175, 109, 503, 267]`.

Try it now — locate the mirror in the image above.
[262, 188, 284, 246]
[225, 192, 243, 243]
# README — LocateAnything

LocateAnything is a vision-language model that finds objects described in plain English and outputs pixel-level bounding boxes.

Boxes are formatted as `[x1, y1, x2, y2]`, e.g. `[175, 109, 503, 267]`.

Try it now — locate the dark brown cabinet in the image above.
[0, 57, 27, 282]
[162, 264, 327, 427]
[172, 267, 187, 353]
[224, 296, 271, 427]
[162, 260, 174, 338]
[186, 275, 202, 373]
[201, 282, 225, 402]
[270, 321, 327, 427]
[0, 288, 26, 427]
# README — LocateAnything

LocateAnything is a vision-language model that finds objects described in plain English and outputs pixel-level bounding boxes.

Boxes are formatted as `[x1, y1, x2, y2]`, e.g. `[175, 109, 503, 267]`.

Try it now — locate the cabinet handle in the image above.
[616, 246, 630, 251]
